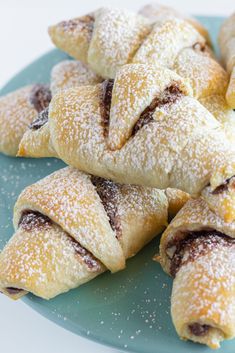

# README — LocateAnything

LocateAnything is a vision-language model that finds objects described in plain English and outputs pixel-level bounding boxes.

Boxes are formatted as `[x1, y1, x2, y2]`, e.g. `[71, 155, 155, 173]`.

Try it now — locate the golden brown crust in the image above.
[0, 167, 187, 300]
[48, 7, 234, 134]
[0, 58, 102, 158]
[19, 63, 235, 223]
[0, 86, 40, 156]
[48, 7, 224, 101]
[14, 167, 125, 272]
[159, 198, 235, 348]
[48, 15, 95, 64]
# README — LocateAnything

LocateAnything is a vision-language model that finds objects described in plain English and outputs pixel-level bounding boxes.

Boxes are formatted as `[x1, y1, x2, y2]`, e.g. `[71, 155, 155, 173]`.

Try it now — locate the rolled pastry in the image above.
[0, 167, 188, 300]
[0, 84, 51, 156]
[0, 60, 101, 156]
[138, 3, 211, 45]
[159, 197, 235, 349]
[19, 63, 235, 222]
[218, 13, 235, 108]
[48, 7, 226, 96]
[49, 7, 235, 136]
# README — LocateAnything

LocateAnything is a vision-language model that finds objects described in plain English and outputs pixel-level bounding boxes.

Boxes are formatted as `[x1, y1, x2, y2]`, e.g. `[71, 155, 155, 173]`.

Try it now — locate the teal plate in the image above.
[0, 16, 234, 353]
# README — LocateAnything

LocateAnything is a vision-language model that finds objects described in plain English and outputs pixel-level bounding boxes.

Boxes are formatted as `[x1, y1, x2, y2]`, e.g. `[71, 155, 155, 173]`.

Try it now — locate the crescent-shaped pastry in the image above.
[0, 84, 51, 156]
[0, 167, 189, 300]
[218, 13, 235, 108]
[19, 63, 235, 223]
[49, 7, 235, 137]
[48, 8, 226, 97]
[159, 197, 235, 349]
[0, 60, 101, 156]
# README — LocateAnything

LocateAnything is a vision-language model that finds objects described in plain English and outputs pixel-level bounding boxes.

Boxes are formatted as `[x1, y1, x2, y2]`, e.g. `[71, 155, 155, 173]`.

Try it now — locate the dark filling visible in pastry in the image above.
[100, 79, 114, 138]
[29, 107, 49, 130]
[192, 42, 206, 52]
[167, 230, 235, 277]
[29, 84, 52, 113]
[19, 211, 101, 271]
[5, 287, 23, 295]
[132, 82, 183, 135]
[91, 176, 122, 239]
[188, 323, 210, 336]
[211, 175, 235, 195]
[67, 235, 102, 271]
[19, 210, 52, 231]
[59, 15, 95, 35]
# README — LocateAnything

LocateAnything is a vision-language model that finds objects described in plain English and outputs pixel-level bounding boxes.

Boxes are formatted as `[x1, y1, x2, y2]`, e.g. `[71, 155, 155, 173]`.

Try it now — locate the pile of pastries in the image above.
[0, 3, 235, 349]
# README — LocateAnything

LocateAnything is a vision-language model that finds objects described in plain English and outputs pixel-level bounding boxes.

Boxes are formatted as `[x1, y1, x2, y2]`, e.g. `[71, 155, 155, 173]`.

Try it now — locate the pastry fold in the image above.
[48, 6, 235, 130]
[159, 198, 235, 349]
[0, 167, 187, 300]
[219, 13, 235, 108]
[19, 63, 235, 223]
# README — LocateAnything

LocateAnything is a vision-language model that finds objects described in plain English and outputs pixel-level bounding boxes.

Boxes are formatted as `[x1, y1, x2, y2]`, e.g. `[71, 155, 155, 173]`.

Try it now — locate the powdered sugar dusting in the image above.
[172, 245, 235, 346]
[47, 63, 235, 221]
[49, 7, 234, 124]
[0, 166, 173, 299]
[50, 60, 102, 96]
[88, 7, 152, 78]
[160, 197, 235, 347]
[0, 219, 104, 299]
[0, 85, 39, 156]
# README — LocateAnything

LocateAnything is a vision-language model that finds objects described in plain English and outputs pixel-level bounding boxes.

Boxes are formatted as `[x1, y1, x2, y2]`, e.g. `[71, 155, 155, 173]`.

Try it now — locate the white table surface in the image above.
[0, 1, 234, 353]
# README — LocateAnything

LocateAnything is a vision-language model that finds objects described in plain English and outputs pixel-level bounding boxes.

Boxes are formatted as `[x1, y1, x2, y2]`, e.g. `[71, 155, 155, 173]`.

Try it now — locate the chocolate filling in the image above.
[91, 176, 122, 239]
[100, 79, 114, 138]
[132, 82, 183, 135]
[99, 80, 183, 140]
[29, 84, 52, 113]
[189, 323, 210, 336]
[192, 42, 206, 52]
[67, 235, 101, 271]
[211, 175, 235, 195]
[29, 107, 49, 130]
[19, 211, 100, 271]
[167, 230, 235, 277]
[19, 210, 52, 231]
[60, 15, 94, 34]
[5, 287, 23, 295]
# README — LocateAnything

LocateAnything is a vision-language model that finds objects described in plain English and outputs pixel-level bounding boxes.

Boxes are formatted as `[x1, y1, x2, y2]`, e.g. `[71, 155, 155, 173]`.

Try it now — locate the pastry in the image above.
[138, 3, 211, 44]
[27, 60, 103, 157]
[199, 95, 235, 143]
[49, 9, 152, 79]
[48, 7, 224, 93]
[0, 84, 51, 156]
[19, 63, 235, 222]
[0, 60, 101, 156]
[49, 7, 235, 135]
[218, 13, 235, 108]
[50, 59, 102, 95]
[0, 167, 189, 300]
[159, 197, 235, 349]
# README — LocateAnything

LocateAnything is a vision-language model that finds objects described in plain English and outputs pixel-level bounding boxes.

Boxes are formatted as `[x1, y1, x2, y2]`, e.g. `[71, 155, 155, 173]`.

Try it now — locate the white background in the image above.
[0, 1, 234, 353]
